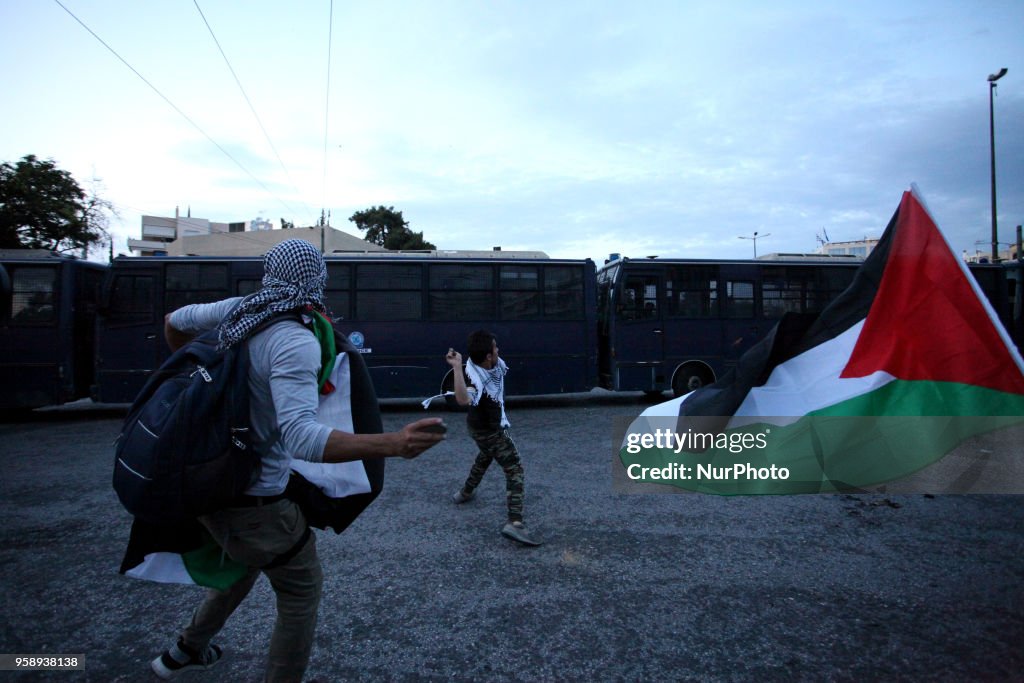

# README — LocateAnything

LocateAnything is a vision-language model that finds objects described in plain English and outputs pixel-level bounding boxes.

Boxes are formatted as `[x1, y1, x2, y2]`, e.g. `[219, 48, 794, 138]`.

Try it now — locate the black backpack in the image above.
[112, 313, 298, 524]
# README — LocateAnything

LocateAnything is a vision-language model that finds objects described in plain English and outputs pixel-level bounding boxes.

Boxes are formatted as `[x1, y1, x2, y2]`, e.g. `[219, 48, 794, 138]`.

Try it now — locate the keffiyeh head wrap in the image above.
[217, 239, 330, 348]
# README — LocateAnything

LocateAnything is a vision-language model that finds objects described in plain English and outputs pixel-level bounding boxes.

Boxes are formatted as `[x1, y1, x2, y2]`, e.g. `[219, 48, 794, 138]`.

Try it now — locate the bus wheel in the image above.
[672, 363, 714, 397]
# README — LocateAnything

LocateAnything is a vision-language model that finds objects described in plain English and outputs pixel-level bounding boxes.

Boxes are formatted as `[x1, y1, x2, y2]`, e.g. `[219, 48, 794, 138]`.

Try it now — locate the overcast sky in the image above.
[2, 1, 1022, 264]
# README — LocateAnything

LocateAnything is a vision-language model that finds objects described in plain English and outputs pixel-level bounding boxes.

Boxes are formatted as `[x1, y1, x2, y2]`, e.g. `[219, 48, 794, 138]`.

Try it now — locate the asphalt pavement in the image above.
[0, 392, 1021, 682]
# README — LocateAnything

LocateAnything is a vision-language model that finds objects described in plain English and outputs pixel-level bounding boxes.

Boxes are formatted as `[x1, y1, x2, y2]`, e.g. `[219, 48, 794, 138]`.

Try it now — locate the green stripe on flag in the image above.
[813, 379, 1024, 418]
[180, 532, 249, 591]
[620, 381, 1024, 495]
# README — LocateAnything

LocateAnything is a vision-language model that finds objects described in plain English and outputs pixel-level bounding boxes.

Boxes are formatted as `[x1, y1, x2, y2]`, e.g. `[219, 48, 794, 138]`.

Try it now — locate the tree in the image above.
[349, 205, 436, 250]
[385, 229, 430, 250]
[0, 154, 111, 254]
[280, 217, 295, 230]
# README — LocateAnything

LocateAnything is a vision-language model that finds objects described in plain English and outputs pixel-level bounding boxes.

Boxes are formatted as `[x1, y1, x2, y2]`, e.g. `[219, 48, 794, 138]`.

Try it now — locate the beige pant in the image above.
[182, 499, 323, 683]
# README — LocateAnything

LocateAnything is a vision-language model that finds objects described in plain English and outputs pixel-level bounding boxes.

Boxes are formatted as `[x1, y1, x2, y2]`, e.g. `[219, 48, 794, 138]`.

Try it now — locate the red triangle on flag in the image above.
[840, 191, 1024, 396]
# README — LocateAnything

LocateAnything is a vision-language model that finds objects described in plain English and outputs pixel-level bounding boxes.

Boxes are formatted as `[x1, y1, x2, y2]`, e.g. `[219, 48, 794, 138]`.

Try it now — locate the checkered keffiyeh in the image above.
[217, 239, 330, 348]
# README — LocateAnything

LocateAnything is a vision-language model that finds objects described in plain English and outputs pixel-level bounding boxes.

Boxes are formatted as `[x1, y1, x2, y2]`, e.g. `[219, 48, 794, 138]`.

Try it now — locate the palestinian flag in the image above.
[120, 331, 385, 589]
[620, 189, 1024, 494]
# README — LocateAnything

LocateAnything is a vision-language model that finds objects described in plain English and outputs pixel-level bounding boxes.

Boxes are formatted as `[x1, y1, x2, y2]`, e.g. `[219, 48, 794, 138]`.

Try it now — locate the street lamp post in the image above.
[989, 67, 1008, 262]
[738, 231, 770, 258]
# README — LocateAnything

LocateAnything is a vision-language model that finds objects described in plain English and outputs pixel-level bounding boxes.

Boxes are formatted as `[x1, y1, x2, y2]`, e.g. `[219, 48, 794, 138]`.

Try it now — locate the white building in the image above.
[127, 211, 540, 258]
[126, 211, 383, 257]
[127, 208, 239, 256]
[166, 225, 387, 257]
[815, 238, 879, 259]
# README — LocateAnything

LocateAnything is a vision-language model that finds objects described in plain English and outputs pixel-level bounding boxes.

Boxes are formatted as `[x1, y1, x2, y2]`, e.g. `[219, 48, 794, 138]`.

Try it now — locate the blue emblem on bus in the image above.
[349, 331, 365, 348]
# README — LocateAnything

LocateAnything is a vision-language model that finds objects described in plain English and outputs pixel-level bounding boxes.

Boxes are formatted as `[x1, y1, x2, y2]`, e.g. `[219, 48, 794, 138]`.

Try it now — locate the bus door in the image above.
[613, 268, 665, 391]
[71, 263, 105, 402]
[0, 261, 68, 409]
[718, 264, 761, 371]
[95, 264, 160, 403]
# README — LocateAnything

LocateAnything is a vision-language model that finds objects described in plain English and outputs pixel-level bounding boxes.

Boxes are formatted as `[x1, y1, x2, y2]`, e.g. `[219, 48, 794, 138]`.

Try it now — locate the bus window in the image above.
[324, 263, 350, 319]
[10, 266, 57, 324]
[500, 265, 540, 320]
[355, 263, 422, 321]
[761, 267, 806, 318]
[807, 266, 857, 313]
[429, 264, 494, 320]
[970, 267, 999, 310]
[725, 280, 754, 319]
[164, 263, 229, 311]
[665, 265, 718, 318]
[108, 274, 154, 324]
[621, 274, 659, 320]
[236, 279, 261, 297]
[544, 266, 584, 318]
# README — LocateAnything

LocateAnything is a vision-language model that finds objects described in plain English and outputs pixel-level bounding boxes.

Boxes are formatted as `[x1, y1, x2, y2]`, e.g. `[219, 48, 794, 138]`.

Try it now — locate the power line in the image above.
[321, 0, 334, 217]
[52, 0, 299, 220]
[191, 0, 315, 223]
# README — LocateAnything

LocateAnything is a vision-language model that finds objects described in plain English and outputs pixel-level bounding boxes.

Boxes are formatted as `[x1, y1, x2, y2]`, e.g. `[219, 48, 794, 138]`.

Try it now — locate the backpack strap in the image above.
[261, 525, 313, 570]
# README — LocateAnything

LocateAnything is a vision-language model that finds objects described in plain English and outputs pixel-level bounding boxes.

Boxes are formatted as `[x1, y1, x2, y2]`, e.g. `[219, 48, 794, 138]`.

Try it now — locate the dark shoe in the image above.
[151, 639, 223, 679]
[452, 488, 476, 504]
[502, 521, 542, 546]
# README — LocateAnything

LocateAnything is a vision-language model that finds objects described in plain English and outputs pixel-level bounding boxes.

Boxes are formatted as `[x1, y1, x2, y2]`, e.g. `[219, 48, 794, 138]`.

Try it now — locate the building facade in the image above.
[815, 238, 879, 259]
[127, 211, 386, 257]
[127, 209, 234, 256]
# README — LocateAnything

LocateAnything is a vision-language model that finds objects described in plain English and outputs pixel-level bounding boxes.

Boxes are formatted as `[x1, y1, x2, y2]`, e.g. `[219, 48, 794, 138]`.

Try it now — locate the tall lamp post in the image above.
[989, 67, 1008, 262]
[738, 231, 770, 258]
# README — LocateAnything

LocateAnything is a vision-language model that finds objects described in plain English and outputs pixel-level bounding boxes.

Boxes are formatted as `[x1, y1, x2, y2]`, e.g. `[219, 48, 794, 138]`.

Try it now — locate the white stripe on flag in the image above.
[124, 552, 195, 585]
[731, 320, 895, 425]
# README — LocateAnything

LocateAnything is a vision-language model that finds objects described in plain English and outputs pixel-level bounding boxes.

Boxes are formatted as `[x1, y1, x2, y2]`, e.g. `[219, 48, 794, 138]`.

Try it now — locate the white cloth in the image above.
[420, 391, 455, 409]
[289, 352, 372, 498]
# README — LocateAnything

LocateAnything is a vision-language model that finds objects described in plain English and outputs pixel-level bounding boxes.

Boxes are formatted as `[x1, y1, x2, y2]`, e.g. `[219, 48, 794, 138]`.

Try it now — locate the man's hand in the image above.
[397, 418, 447, 459]
[445, 348, 462, 369]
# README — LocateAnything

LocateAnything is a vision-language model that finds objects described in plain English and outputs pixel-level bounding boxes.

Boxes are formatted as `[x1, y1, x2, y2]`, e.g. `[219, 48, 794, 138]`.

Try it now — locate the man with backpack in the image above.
[150, 239, 445, 682]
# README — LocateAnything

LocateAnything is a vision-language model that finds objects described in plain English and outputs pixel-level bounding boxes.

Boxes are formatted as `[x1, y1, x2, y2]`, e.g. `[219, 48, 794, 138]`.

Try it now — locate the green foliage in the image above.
[0, 154, 111, 254]
[392, 229, 435, 250]
[349, 205, 436, 250]
[280, 217, 295, 229]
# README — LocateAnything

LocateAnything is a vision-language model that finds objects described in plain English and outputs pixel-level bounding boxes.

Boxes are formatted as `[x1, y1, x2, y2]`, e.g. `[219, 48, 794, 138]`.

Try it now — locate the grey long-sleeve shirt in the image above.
[169, 298, 332, 495]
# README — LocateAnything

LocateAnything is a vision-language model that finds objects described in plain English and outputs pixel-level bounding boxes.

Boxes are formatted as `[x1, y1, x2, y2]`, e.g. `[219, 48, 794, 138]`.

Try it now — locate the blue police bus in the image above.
[596, 255, 1020, 397]
[0, 250, 107, 412]
[94, 253, 598, 403]
[8, 248, 1017, 409]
